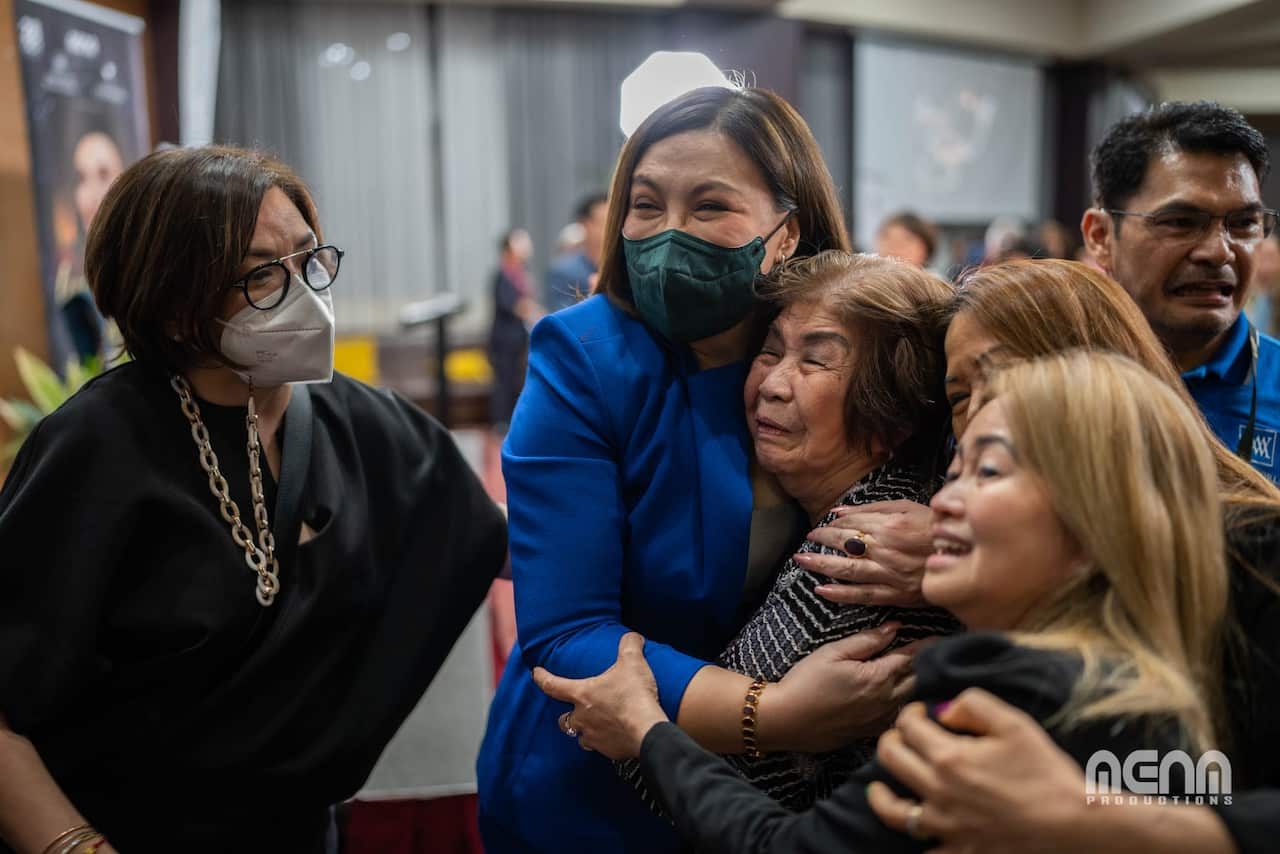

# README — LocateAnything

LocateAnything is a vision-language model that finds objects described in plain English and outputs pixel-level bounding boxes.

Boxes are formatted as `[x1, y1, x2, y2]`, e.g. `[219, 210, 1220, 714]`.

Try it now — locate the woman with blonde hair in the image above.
[854, 260, 1280, 853]
[532, 350, 1229, 851]
[939, 260, 1280, 782]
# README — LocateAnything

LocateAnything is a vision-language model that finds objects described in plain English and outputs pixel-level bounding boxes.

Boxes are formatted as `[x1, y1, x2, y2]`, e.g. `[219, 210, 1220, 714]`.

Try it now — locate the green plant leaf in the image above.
[3, 349, 111, 454]
[0, 398, 42, 432]
[64, 357, 87, 391]
[65, 353, 107, 396]
[0, 398, 19, 431]
[14, 348, 69, 414]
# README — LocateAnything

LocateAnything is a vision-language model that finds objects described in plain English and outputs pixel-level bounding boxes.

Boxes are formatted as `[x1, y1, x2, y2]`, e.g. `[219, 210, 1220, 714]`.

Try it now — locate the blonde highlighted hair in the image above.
[992, 351, 1227, 752]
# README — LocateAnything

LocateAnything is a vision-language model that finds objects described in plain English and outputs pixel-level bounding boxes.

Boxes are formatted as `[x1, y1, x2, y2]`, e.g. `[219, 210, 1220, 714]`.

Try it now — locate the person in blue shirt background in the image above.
[544, 193, 606, 313]
[475, 85, 926, 852]
[1081, 101, 1280, 483]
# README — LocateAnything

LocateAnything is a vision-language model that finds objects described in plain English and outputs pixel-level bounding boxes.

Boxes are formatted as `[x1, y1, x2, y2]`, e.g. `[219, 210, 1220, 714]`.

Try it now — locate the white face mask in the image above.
[218, 275, 336, 387]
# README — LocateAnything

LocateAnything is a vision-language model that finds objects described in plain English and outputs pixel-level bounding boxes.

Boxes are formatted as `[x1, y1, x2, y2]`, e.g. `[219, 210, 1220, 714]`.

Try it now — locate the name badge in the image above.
[1239, 425, 1278, 469]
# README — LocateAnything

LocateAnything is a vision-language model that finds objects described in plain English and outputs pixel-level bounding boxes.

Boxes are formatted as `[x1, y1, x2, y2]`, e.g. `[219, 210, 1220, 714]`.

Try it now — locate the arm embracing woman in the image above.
[804, 500, 934, 608]
[535, 627, 919, 760]
[504, 313, 728, 713]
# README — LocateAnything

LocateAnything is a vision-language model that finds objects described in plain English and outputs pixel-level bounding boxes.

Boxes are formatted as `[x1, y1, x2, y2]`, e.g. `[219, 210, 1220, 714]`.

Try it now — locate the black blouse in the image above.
[1222, 508, 1280, 788]
[0, 361, 507, 852]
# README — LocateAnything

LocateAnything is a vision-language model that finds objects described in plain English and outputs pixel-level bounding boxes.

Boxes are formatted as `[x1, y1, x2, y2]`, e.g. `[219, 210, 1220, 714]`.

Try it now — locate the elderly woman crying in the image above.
[614, 250, 962, 810]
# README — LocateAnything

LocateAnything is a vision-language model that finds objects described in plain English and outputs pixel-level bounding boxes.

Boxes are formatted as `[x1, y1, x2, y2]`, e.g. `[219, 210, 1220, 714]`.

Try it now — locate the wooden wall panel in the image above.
[0, 0, 47, 450]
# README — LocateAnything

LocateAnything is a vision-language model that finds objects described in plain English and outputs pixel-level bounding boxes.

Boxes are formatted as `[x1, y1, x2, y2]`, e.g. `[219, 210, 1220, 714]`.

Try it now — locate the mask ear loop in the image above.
[762, 210, 795, 250]
[752, 210, 797, 298]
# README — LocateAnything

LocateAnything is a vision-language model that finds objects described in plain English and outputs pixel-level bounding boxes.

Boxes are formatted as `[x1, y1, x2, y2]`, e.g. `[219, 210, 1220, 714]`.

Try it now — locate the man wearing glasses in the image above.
[1082, 101, 1279, 481]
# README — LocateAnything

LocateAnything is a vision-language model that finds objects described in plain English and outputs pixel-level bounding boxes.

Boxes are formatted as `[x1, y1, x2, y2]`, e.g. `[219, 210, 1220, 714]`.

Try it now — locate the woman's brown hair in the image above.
[877, 211, 938, 264]
[952, 259, 1280, 509]
[762, 251, 952, 462]
[86, 145, 320, 373]
[596, 86, 849, 311]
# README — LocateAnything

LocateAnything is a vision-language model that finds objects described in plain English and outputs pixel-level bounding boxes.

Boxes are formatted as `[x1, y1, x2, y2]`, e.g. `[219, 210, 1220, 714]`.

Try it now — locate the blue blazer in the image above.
[477, 295, 754, 852]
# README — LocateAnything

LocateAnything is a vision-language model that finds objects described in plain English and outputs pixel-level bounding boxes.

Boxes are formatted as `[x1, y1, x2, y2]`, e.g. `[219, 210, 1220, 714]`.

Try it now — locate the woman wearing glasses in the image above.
[0, 146, 507, 853]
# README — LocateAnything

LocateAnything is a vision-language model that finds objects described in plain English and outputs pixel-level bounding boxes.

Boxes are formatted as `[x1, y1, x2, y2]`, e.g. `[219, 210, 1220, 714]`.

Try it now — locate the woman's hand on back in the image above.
[760, 622, 922, 753]
[796, 500, 933, 607]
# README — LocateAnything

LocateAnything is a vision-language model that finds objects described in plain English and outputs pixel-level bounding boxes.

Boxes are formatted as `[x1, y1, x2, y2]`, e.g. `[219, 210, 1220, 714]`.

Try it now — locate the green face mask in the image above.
[623, 214, 792, 343]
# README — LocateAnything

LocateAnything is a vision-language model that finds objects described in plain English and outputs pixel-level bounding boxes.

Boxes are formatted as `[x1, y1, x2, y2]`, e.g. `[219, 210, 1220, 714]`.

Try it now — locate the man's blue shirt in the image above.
[1183, 312, 1280, 483]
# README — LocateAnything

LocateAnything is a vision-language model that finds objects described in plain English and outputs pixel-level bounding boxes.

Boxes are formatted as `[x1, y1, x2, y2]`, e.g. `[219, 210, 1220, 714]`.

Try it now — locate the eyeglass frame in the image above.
[230, 243, 345, 310]
[1104, 206, 1279, 245]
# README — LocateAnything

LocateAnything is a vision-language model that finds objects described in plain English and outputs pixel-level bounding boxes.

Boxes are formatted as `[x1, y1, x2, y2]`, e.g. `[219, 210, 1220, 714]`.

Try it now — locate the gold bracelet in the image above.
[50, 829, 101, 854]
[741, 678, 767, 759]
[41, 825, 91, 854]
[41, 824, 95, 854]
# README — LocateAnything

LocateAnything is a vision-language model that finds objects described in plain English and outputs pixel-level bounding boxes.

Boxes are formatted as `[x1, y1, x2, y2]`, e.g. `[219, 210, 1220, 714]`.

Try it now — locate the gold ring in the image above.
[905, 802, 926, 840]
[843, 530, 869, 559]
[559, 711, 579, 738]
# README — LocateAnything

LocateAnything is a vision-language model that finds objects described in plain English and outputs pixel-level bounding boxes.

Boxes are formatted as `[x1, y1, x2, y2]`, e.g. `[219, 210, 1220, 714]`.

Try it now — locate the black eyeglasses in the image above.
[232, 244, 344, 310]
[1106, 207, 1278, 245]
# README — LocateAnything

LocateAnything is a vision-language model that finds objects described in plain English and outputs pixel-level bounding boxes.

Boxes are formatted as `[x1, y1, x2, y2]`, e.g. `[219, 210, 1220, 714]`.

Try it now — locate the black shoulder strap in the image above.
[272, 384, 314, 576]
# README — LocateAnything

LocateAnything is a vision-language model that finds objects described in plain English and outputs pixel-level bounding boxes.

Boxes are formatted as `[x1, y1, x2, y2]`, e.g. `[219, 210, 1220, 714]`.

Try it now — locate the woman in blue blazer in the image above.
[476, 86, 893, 851]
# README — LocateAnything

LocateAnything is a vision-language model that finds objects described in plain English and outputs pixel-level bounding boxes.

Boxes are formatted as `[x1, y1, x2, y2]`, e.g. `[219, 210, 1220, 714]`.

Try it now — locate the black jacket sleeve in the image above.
[637, 634, 1189, 854]
[1210, 790, 1280, 854]
[1223, 511, 1280, 788]
[0, 393, 133, 732]
[640, 722, 921, 854]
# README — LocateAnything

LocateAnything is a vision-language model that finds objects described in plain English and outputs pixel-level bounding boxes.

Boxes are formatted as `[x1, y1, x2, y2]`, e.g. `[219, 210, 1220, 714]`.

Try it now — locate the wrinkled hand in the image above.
[797, 500, 933, 607]
[763, 622, 922, 752]
[866, 688, 1087, 854]
[532, 633, 669, 760]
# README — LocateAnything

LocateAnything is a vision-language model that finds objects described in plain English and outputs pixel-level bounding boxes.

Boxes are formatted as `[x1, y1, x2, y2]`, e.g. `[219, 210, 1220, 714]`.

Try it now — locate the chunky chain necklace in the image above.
[171, 375, 281, 607]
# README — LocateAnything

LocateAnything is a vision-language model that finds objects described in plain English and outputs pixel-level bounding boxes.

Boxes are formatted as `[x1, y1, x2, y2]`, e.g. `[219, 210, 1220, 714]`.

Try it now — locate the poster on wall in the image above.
[13, 0, 148, 368]
[853, 38, 1044, 252]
